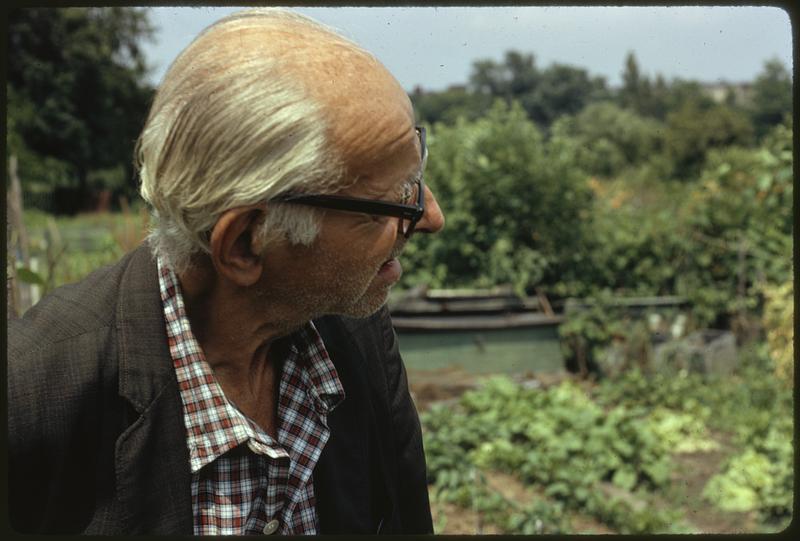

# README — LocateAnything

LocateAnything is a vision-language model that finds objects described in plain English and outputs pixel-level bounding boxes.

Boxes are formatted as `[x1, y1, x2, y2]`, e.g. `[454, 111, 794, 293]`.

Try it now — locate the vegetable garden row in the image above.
[420, 343, 792, 534]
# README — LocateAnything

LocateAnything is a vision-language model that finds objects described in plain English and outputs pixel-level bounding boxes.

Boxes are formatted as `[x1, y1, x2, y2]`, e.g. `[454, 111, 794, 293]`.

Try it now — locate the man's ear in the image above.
[209, 205, 265, 287]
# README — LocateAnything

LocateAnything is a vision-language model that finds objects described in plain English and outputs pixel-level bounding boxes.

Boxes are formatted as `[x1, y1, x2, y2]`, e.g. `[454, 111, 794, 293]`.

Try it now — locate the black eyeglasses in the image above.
[272, 127, 427, 239]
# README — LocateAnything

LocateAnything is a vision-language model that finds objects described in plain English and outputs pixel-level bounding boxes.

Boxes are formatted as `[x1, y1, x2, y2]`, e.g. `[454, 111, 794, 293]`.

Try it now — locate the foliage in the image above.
[592, 344, 790, 432]
[748, 58, 793, 139]
[661, 79, 717, 113]
[401, 100, 592, 295]
[619, 344, 791, 513]
[762, 278, 793, 384]
[468, 50, 610, 127]
[20, 208, 147, 297]
[557, 290, 628, 375]
[664, 101, 755, 179]
[525, 63, 610, 127]
[701, 353, 793, 526]
[412, 86, 491, 125]
[550, 119, 791, 329]
[618, 52, 672, 119]
[618, 53, 719, 121]
[703, 433, 792, 523]
[676, 121, 793, 327]
[403, 91, 791, 337]
[422, 375, 694, 533]
[7, 7, 155, 213]
[550, 101, 665, 178]
[555, 176, 693, 300]
[588, 346, 793, 528]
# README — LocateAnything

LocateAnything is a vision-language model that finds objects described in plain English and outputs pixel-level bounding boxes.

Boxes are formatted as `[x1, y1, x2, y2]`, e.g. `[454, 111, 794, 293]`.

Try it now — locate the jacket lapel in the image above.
[313, 315, 394, 534]
[114, 246, 193, 534]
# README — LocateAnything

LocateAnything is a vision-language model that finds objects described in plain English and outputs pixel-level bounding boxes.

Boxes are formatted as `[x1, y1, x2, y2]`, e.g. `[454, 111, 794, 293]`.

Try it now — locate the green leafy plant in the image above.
[422, 376, 685, 533]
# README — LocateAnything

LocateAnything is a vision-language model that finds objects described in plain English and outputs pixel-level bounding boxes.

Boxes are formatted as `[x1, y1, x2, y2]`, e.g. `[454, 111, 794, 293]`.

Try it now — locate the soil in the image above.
[666, 430, 755, 533]
[429, 498, 503, 535]
[484, 470, 615, 534]
[407, 365, 484, 411]
[408, 366, 573, 412]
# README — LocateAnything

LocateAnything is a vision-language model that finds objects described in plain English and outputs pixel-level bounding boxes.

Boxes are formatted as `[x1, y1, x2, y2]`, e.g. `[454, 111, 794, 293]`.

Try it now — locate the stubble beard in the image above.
[308, 239, 406, 320]
[255, 239, 406, 328]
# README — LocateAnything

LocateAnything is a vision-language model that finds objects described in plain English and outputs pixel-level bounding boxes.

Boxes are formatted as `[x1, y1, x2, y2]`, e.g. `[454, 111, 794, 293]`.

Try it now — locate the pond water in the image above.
[396, 325, 564, 374]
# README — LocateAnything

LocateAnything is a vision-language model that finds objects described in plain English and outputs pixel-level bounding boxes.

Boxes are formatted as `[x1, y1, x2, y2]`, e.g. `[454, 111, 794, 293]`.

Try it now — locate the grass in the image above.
[16, 208, 148, 295]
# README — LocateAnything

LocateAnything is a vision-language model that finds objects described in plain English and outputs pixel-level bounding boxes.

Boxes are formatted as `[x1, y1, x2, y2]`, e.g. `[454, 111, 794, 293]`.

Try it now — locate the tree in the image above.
[648, 74, 670, 119]
[551, 102, 665, 177]
[400, 100, 593, 294]
[468, 51, 608, 128]
[661, 78, 715, 113]
[411, 86, 491, 126]
[562, 119, 792, 327]
[618, 53, 678, 120]
[7, 8, 155, 213]
[675, 120, 793, 327]
[749, 58, 792, 139]
[664, 102, 754, 179]
[525, 64, 608, 127]
[504, 50, 538, 96]
[619, 52, 645, 112]
[470, 59, 509, 97]
[469, 50, 539, 99]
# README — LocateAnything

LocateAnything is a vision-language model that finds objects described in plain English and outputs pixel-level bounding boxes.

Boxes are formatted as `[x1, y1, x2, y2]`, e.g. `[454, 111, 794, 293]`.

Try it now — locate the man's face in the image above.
[264, 126, 430, 320]
[307, 131, 421, 318]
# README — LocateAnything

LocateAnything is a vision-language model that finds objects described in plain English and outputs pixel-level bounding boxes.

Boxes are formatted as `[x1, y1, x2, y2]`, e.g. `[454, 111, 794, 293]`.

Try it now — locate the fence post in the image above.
[7, 154, 32, 316]
[7, 214, 18, 319]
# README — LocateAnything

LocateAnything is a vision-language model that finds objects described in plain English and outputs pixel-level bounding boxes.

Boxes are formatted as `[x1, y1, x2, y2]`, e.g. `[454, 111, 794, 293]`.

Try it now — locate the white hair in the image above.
[136, 8, 362, 273]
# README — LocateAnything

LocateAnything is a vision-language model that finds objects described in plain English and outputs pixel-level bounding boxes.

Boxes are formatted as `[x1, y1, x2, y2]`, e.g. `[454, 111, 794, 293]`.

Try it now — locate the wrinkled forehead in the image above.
[206, 19, 417, 172]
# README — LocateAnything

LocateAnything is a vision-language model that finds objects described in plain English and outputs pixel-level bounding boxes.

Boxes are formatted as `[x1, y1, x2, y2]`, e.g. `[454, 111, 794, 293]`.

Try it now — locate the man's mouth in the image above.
[377, 242, 406, 279]
[377, 257, 403, 281]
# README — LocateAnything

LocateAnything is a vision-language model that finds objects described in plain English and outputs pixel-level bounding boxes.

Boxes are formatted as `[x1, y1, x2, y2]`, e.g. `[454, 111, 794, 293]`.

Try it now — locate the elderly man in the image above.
[8, 8, 444, 535]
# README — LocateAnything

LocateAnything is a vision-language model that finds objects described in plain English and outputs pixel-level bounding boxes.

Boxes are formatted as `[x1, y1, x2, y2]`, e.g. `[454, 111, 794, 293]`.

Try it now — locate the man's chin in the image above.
[337, 285, 391, 319]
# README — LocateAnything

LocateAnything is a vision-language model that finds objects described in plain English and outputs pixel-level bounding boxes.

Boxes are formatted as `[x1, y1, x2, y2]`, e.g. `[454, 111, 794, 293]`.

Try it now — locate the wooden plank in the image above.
[564, 296, 689, 312]
[535, 288, 555, 317]
[426, 285, 515, 299]
[392, 298, 523, 314]
[391, 296, 544, 315]
[392, 312, 564, 332]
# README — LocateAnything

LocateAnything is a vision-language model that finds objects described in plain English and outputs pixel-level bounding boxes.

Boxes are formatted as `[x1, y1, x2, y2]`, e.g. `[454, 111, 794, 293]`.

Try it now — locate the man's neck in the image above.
[176, 265, 307, 436]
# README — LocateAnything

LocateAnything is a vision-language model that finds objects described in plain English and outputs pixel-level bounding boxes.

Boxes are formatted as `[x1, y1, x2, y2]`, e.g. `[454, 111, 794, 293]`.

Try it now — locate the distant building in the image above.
[410, 83, 468, 97]
[446, 84, 467, 93]
[700, 81, 753, 105]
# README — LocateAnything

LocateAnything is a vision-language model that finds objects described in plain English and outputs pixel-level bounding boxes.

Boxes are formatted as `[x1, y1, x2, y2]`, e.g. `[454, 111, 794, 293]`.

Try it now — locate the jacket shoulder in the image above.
[7, 246, 157, 534]
[9, 248, 143, 356]
[7, 249, 142, 433]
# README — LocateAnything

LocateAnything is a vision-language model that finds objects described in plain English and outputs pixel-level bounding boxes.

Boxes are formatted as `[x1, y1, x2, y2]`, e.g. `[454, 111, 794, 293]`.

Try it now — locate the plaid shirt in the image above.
[158, 259, 345, 535]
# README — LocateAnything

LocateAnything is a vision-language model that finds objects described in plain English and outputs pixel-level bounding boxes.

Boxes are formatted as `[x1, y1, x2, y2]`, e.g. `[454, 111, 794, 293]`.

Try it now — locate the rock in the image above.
[653, 330, 738, 376]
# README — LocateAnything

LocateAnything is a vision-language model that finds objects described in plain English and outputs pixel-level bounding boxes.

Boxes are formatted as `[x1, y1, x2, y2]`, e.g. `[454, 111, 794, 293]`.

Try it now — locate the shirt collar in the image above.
[156, 257, 345, 472]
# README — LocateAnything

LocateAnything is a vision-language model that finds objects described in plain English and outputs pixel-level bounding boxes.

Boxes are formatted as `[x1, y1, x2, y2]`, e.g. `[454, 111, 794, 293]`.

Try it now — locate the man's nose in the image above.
[415, 186, 445, 234]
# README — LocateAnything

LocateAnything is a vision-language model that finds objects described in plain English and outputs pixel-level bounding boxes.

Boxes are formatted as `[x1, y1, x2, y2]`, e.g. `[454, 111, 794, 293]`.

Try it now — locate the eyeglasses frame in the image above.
[272, 126, 427, 239]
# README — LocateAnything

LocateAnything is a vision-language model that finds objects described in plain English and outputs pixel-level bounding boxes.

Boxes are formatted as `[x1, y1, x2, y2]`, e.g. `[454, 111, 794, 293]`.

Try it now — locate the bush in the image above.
[550, 102, 665, 178]
[401, 99, 592, 295]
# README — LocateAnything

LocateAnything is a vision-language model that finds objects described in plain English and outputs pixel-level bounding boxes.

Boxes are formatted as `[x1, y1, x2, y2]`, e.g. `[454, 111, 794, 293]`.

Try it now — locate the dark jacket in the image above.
[7, 244, 432, 535]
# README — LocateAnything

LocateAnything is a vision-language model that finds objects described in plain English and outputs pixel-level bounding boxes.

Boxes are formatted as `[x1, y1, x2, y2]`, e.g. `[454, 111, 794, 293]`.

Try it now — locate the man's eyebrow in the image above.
[394, 167, 422, 200]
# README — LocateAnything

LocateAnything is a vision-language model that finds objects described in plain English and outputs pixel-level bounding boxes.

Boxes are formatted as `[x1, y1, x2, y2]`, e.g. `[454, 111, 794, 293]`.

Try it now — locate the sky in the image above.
[140, 6, 793, 92]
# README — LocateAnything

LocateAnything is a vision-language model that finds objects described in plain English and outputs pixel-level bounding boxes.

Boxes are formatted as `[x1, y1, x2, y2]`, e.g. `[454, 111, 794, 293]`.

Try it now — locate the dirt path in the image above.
[667, 431, 755, 533]
[408, 366, 572, 412]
